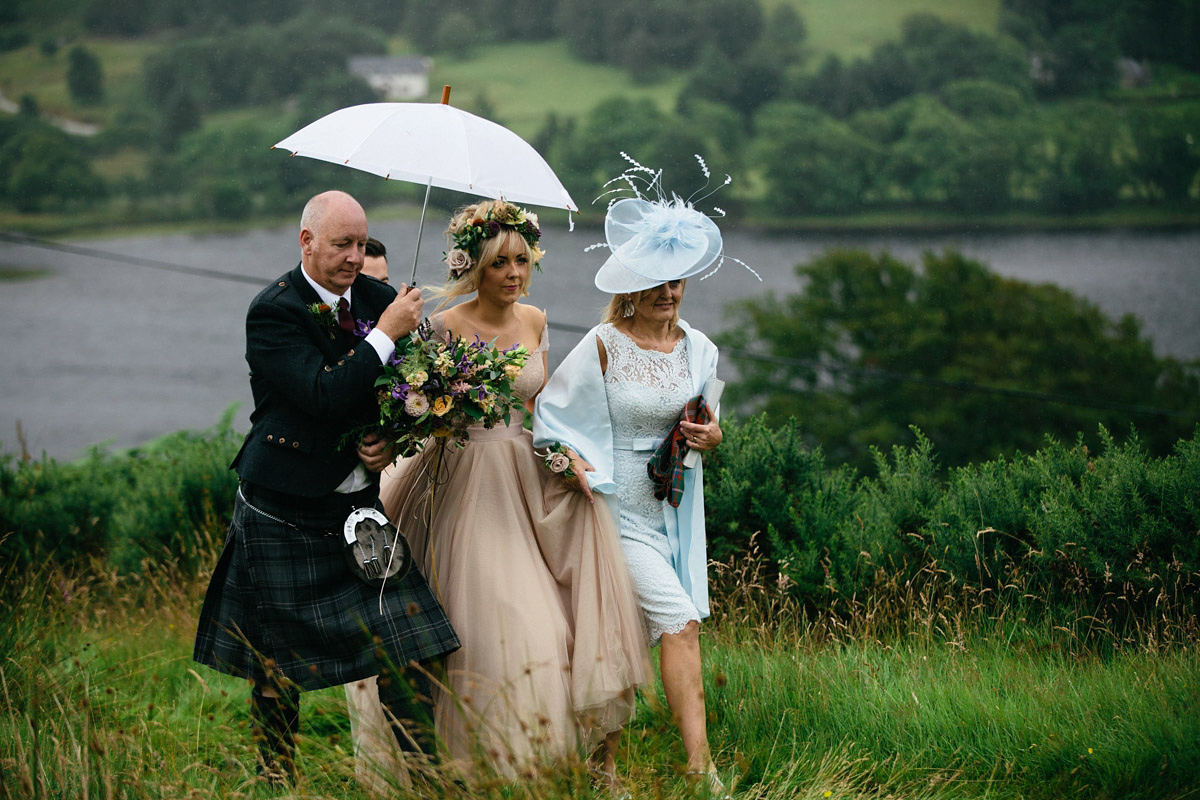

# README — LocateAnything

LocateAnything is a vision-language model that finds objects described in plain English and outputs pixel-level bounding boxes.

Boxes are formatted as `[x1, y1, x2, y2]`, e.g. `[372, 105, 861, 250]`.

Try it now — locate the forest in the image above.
[0, 0, 1197, 224]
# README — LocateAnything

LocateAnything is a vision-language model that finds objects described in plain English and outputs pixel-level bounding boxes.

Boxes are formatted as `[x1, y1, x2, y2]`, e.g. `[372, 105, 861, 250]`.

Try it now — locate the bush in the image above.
[704, 416, 862, 603]
[703, 418, 1200, 627]
[0, 410, 241, 574]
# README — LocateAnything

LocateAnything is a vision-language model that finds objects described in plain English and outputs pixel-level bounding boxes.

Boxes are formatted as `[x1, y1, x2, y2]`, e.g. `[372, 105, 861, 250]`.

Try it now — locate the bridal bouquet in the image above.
[375, 324, 530, 459]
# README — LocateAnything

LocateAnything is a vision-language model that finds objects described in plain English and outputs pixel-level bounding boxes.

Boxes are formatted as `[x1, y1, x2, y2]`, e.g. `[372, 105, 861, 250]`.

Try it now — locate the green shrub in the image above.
[104, 417, 241, 573]
[704, 415, 859, 602]
[0, 448, 133, 567]
[0, 410, 241, 574]
[704, 418, 1200, 627]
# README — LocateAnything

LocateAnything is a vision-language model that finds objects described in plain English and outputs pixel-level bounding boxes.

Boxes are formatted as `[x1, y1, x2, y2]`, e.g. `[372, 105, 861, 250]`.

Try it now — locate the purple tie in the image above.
[337, 297, 355, 332]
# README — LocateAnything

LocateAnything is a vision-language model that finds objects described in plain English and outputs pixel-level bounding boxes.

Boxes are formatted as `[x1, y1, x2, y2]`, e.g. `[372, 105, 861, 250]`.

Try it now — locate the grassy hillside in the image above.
[424, 41, 687, 141]
[778, 0, 1001, 59]
[0, 0, 1003, 128]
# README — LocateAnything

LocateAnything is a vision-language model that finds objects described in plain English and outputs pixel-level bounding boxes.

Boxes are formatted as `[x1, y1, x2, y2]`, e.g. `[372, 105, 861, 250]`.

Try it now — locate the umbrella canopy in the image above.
[273, 102, 578, 212]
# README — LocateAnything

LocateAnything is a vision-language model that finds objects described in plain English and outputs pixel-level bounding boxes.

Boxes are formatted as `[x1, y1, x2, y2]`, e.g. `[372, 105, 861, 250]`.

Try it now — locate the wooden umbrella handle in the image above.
[441, 85, 451, 104]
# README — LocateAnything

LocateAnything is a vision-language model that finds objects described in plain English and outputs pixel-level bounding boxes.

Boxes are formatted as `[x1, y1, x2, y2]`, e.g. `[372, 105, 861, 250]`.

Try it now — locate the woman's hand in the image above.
[680, 419, 722, 452]
[567, 451, 596, 504]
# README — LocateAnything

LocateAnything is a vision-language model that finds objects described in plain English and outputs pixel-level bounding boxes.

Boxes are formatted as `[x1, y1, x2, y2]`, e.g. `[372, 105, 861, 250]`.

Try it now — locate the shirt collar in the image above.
[299, 266, 352, 310]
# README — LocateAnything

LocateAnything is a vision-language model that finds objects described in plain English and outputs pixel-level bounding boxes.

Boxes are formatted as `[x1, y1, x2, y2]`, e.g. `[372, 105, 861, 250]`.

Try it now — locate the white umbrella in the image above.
[273, 89, 578, 283]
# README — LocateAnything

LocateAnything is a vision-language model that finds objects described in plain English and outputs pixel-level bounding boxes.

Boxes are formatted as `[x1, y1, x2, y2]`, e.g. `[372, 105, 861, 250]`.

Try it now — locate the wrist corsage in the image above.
[534, 442, 576, 481]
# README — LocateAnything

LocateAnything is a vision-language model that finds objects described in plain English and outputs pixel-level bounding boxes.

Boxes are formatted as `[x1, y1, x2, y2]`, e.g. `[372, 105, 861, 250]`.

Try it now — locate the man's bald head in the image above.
[299, 191, 368, 294]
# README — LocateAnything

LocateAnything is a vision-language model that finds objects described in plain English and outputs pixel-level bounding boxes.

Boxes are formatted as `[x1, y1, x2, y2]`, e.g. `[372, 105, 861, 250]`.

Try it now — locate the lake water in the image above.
[1, 217, 1197, 461]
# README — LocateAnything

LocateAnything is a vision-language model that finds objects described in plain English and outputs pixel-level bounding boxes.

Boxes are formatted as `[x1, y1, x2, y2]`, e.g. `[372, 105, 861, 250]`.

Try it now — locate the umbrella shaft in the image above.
[411, 178, 432, 286]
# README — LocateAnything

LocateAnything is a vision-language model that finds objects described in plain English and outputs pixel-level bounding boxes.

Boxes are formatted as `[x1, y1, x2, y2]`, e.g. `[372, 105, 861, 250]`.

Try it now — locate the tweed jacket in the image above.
[230, 263, 397, 497]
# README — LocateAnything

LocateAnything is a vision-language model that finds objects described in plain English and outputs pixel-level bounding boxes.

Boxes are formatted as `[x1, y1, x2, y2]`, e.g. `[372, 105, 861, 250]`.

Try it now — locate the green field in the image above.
[782, 0, 1001, 59]
[426, 40, 688, 140]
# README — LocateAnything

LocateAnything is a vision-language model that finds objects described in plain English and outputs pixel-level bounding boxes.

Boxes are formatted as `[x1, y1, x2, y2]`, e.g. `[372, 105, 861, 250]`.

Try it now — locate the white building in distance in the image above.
[347, 56, 433, 101]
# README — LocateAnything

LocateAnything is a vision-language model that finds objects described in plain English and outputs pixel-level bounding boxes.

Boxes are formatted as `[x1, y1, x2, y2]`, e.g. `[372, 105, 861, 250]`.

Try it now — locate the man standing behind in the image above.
[194, 190, 457, 785]
[362, 236, 389, 283]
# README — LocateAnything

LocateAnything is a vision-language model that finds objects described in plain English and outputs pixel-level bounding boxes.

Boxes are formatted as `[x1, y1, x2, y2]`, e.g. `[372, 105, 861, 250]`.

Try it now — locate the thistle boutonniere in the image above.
[534, 441, 576, 481]
[308, 302, 339, 339]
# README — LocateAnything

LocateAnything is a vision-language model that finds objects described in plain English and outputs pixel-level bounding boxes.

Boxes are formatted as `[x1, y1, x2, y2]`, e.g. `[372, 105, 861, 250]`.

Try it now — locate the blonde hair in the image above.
[432, 199, 536, 309]
[601, 280, 686, 326]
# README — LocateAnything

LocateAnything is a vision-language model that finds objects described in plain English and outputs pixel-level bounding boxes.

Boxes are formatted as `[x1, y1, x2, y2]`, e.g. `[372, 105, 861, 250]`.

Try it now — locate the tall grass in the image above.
[3, 419, 1197, 797]
[2, 532, 1196, 800]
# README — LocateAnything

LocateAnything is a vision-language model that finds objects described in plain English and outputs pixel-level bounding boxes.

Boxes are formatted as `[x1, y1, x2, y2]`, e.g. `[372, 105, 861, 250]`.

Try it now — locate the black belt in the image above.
[240, 480, 378, 517]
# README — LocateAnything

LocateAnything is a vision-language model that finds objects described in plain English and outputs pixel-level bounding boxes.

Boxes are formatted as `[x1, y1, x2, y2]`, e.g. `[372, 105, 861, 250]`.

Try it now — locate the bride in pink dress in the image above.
[346, 200, 648, 788]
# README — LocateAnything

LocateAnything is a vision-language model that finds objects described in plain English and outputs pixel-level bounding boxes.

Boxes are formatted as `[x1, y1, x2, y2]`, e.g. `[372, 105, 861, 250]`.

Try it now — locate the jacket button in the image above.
[324, 365, 332, 372]
[292, 441, 300, 448]
[277, 281, 286, 287]
[347, 348, 355, 357]
[337, 359, 346, 366]
[266, 434, 274, 441]
[278, 437, 286, 445]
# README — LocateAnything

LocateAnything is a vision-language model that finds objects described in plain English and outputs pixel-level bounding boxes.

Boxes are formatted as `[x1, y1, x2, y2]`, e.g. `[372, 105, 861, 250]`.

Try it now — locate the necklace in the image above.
[623, 321, 679, 353]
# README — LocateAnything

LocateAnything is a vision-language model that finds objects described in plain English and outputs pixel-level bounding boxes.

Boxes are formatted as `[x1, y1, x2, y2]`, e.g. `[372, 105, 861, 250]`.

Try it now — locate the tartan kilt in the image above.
[193, 482, 459, 691]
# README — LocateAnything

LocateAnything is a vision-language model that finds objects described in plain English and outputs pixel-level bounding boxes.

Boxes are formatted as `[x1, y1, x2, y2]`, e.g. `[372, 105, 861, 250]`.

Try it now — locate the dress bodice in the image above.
[597, 323, 692, 443]
[432, 311, 548, 427]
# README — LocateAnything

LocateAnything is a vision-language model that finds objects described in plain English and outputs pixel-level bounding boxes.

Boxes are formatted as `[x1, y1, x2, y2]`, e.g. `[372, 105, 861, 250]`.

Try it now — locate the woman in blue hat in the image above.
[535, 157, 757, 797]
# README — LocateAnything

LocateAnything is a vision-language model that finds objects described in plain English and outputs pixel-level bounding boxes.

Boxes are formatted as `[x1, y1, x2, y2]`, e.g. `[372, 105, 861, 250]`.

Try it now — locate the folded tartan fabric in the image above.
[647, 394, 711, 508]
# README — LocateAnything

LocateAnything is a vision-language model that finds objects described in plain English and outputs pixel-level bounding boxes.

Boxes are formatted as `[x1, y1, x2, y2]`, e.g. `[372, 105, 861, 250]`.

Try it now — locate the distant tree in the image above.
[557, 96, 668, 201]
[999, 0, 1122, 96]
[700, 0, 763, 61]
[142, 15, 386, 113]
[18, 94, 39, 118]
[483, 0, 558, 41]
[682, 45, 740, 110]
[1127, 104, 1200, 202]
[803, 15, 1031, 118]
[84, 0, 152, 35]
[1029, 100, 1128, 212]
[159, 87, 203, 152]
[870, 95, 1017, 211]
[0, 30, 30, 52]
[752, 101, 879, 213]
[720, 248, 1200, 472]
[556, 0, 609, 62]
[435, 11, 480, 56]
[759, 4, 807, 65]
[1117, 0, 1200, 72]
[294, 73, 378, 128]
[1, 127, 106, 212]
[939, 79, 1027, 119]
[675, 97, 746, 168]
[900, 14, 1030, 95]
[67, 46, 104, 105]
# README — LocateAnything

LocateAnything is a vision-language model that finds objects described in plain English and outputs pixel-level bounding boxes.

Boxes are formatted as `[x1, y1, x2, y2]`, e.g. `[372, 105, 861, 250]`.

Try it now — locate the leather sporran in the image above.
[342, 507, 411, 587]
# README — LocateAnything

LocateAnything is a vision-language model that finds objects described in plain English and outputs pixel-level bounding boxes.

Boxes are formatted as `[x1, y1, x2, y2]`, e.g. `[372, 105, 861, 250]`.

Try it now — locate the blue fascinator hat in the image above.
[592, 153, 758, 294]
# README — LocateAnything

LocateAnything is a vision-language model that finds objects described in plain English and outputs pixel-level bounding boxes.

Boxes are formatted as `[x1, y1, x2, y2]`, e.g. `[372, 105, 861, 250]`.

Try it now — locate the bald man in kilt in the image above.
[194, 191, 459, 785]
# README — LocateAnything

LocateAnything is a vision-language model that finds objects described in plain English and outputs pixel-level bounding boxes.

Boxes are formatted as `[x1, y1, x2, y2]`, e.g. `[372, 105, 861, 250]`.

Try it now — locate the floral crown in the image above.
[445, 203, 544, 280]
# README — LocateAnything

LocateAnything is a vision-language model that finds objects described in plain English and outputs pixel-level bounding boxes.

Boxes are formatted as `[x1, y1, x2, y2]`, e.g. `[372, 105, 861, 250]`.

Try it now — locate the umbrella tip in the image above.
[441, 85, 451, 104]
